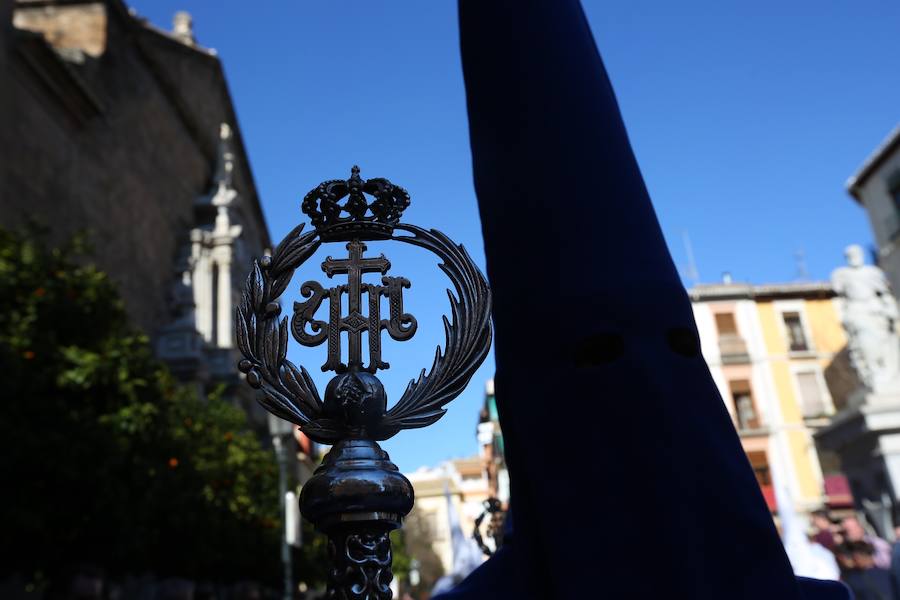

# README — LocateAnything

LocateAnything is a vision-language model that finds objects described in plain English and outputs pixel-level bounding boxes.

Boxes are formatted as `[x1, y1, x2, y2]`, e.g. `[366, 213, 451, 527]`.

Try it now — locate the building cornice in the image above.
[690, 281, 835, 302]
[847, 124, 900, 202]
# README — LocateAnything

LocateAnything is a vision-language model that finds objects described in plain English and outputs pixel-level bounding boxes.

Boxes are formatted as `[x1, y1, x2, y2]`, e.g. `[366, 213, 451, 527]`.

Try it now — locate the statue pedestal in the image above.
[156, 321, 208, 383]
[816, 393, 900, 536]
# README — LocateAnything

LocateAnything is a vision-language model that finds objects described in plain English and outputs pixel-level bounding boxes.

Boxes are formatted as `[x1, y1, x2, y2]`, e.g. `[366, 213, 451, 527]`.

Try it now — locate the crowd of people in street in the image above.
[811, 510, 900, 599]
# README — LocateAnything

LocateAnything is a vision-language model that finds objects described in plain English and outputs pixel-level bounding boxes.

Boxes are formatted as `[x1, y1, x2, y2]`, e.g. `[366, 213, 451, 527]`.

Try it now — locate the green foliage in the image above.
[294, 518, 330, 589]
[0, 224, 281, 586]
[390, 528, 411, 582]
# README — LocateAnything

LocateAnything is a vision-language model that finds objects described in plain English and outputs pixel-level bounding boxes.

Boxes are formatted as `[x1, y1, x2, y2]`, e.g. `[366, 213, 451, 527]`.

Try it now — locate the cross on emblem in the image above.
[291, 239, 417, 373]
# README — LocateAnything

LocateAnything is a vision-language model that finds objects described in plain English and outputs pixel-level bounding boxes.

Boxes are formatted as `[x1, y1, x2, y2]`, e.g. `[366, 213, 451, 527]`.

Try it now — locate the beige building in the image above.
[406, 457, 490, 576]
[691, 281, 851, 518]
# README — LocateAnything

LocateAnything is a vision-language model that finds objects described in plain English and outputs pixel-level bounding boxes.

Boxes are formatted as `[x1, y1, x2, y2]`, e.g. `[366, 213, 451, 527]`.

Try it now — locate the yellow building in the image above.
[691, 281, 848, 516]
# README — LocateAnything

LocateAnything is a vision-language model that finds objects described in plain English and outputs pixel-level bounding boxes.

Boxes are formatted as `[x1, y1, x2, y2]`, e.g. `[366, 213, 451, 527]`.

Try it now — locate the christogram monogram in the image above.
[236, 167, 492, 443]
[291, 239, 417, 374]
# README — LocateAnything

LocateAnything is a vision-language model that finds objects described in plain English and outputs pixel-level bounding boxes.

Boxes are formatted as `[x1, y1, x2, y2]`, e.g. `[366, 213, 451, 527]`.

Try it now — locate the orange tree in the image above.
[0, 225, 284, 588]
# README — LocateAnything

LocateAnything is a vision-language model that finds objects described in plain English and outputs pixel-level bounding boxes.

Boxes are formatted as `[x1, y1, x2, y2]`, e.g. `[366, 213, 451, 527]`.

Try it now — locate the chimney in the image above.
[172, 11, 195, 45]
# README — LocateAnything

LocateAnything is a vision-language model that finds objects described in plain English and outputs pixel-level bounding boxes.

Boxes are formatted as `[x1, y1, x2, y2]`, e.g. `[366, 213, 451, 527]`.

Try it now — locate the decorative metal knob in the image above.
[236, 167, 492, 598]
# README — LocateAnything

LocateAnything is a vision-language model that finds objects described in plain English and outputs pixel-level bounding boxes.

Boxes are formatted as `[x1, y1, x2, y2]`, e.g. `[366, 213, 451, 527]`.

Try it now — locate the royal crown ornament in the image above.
[235, 166, 492, 598]
[300, 165, 411, 242]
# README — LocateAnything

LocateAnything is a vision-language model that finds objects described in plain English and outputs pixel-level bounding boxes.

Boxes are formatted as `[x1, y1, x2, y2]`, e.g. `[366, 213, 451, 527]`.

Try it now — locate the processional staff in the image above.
[236, 165, 492, 598]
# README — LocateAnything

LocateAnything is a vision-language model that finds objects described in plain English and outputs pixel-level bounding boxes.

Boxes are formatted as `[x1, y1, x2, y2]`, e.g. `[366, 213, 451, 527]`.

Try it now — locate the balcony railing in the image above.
[718, 333, 750, 364]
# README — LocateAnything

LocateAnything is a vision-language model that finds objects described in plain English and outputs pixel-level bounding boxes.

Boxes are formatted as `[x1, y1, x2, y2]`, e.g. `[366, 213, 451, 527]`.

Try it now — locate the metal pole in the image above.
[273, 435, 293, 600]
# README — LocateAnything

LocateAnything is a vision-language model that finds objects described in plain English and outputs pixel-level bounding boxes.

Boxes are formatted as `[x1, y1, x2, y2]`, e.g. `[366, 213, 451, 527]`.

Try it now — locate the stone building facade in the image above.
[847, 125, 900, 297]
[0, 0, 271, 421]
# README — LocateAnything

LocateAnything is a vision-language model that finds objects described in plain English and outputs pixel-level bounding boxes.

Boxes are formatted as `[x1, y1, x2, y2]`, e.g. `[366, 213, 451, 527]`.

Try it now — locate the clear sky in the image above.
[131, 0, 899, 472]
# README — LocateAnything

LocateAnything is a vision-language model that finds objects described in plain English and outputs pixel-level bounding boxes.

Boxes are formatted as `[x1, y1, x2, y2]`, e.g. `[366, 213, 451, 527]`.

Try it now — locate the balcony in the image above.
[718, 333, 750, 364]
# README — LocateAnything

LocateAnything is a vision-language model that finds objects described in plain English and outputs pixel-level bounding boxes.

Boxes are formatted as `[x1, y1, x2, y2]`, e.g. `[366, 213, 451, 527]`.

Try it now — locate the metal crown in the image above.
[300, 165, 410, 242]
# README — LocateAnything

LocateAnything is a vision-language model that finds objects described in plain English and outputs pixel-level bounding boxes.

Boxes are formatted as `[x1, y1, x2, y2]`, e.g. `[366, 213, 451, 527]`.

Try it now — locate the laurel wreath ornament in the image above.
[235, 223, 492, 444]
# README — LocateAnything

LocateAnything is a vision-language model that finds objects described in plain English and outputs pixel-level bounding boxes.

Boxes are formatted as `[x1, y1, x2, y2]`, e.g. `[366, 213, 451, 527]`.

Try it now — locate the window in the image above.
[730, 379, 760, 430]
[715, 312, 738, 335]
[889, 173, 900, 237]
[716, 311, 749, 362]
[782, 312, 809, 352]
[890, 172, 900, 211]
[746, 451, 771, 487]
[796, 371, 826, 417]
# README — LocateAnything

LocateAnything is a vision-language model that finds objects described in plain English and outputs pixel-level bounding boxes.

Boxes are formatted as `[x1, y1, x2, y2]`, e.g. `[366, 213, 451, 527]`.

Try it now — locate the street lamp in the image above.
[237, 166, 492, 598]
[267, 413, 295, 600]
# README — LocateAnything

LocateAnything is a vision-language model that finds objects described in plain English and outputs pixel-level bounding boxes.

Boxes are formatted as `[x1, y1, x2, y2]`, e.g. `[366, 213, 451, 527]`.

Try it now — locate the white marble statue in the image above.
[831, 244, 900, 394]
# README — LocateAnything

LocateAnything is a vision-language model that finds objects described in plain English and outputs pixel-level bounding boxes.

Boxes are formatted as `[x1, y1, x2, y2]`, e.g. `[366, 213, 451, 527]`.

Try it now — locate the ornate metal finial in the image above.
[236, 167, 492, 598]
[300, 166, 411, 242]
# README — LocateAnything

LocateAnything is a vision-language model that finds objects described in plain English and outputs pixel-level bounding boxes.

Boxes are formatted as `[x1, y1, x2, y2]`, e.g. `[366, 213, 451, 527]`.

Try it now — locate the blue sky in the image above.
[132, 1, 899, 472]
